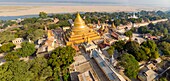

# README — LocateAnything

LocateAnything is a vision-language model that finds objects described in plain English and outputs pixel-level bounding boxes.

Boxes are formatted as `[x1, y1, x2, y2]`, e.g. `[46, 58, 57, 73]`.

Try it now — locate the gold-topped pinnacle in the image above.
[74, 12, 85, 27]
[72, 12, 89, 34]
[65, 12, 101, 45]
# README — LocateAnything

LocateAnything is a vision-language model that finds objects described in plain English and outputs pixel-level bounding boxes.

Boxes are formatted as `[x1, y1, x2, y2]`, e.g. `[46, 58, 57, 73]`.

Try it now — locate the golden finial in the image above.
[74, 12, 85, 24]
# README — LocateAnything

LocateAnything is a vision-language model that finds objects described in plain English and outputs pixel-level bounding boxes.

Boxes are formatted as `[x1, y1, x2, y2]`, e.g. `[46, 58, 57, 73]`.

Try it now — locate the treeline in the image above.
[1, 10, 170, 43]
[137, 20, 170, 36]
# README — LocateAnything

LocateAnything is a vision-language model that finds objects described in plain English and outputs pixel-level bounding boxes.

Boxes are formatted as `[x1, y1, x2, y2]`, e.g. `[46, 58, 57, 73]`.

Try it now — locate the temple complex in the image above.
[44, 30, 57, 52]
[65, 13, 101, 45]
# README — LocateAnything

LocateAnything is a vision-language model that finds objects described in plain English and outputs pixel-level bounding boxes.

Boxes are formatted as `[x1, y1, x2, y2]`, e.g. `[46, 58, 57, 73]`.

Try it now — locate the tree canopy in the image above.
[138, 26, 150, 34]
[122, 40, 160, 61]
[106, 46, 114, 57]
[4, 52, 19, 61]
[39, 12, 48, 18]
[0, 43, 15, 53]
[48, 46, 76, 81]
[119, 53, 139, 79]
[17, 42, 36, 57]
[0, 46, 76, 81]
[158, 41, 170, 55]
[113, 40, 126, 53]
[124, 30, 133, 41]
[141, 40, 160, 59]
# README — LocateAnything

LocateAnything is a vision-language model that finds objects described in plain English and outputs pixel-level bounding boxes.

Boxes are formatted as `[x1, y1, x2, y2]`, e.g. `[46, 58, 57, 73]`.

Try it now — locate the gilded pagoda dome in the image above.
[72, 13, 90, 35]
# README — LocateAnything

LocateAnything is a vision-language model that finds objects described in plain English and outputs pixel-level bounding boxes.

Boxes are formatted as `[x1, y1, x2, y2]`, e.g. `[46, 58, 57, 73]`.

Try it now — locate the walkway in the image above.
[92, 49, 126, 81]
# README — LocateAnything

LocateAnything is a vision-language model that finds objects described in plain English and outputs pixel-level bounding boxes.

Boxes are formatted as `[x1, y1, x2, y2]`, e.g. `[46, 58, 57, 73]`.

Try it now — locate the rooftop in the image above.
[92, 49, 126, 81]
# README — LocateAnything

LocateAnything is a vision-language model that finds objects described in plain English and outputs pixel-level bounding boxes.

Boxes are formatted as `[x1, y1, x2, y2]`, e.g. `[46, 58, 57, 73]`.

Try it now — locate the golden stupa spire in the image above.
[71, 12, 90, 35]
[65, 12, 101, 46]
[74, 12, 86, 28]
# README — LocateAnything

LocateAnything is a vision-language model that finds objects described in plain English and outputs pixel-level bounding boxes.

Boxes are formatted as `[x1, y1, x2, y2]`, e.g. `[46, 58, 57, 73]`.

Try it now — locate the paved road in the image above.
[160, 66, 170, 76]
[80, 47, 109, 81]
[89, 58, 110, 81]
[0, 25, 23, 32]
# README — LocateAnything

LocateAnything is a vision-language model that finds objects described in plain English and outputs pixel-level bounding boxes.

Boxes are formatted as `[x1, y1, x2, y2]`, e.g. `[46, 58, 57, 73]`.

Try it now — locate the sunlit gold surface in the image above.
[65, 12, 100, 45]
[72, 13, 90, 35]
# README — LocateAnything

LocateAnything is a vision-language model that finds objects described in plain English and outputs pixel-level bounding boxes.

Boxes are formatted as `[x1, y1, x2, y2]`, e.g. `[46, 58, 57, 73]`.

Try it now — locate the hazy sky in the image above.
[0, 0, 169, 4]
[0, 0, 169, 7]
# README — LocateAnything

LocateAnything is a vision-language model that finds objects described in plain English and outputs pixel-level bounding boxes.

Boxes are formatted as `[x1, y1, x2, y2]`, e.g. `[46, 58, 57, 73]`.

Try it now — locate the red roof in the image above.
[111, 32, 119, 39]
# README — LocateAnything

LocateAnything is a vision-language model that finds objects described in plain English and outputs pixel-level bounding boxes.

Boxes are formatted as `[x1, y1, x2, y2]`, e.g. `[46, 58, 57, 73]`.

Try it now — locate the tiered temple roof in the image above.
[65, 13, 100, 45]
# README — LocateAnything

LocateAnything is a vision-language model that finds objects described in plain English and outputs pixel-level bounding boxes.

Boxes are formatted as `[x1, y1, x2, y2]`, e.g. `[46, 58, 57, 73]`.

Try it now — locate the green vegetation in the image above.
[113, 40, 160, 61]
[114, 19, 121, 26]
[0, 11, 169, 43]
[141, 40, 160, 59]
[0, 43, 15, 53]
[138, 26, 151, 34]
[124, 41, 140, 55]
[107, 46, 114, 57]
[161, 34, 170, 43]
[113, 40, 126, 53]
[119, 53, 139, 79]
[27, 29, 45, 41]
[138, 20, 170, 36]
[48, 46, 76, 80]
[48, 24, 59, 29]
[0, 46, 76, 81]
[4, 52, 19, 61]
[39, 12, 48, 18]
[159, 77, 168, 81]
[2, 20, 17, 28]
[158, 41, 170, 55]
[0, 10, 170, 81]
[126, 40, 159, 61]
[0, 31, 16, 44]
[57, 20, 70, 27]
[124, 30, 133, 41]
[16, 42, 36, 57]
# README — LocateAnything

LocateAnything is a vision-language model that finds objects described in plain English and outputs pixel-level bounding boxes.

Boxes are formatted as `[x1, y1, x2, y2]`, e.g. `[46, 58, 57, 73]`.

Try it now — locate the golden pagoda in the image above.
[65, 13, 100, 45]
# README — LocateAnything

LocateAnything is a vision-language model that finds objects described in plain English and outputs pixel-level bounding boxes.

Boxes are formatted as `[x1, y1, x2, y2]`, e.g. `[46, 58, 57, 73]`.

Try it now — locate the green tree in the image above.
[141, 40, 160, 59]
[3, 20, 17, 28]
[148, 23, 155, 29]
[27, 29, 45, 41]
[114, 40, 126, 53]
[161, 35, 170, 43]
[39, 12, 48, 18]
[0, 60, 34, 81]
[121, 19, 128, 25]
[17, 42, 36, 57]
[159, 77, 168, 81]
[107, 46, 114, 57]
[48, 46, 76, 81]
[119, 53, 139, 79]
[0, 57, 56, 81]
[40, 66, 53, 80]
[124, 41, 140, 54]
[0, 43, 15, 53]
[159, 41, 170, 55]
[138, 26, 150, 34]
[0, 31, 16, 44]
[48, 24, 59, 29]
[4, 52, 19, 61]
[163, 28, 168, 35]
[114, 19, 121, 26]
[58, 20, 70, 27]
[128, 18, 137, 23]
[135, 47, 149, 61]
[124, 30, 133, 41]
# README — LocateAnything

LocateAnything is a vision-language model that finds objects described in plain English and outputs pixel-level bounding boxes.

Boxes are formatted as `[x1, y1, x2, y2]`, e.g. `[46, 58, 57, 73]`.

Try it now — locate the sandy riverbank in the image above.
[0, 6, 168, 16]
